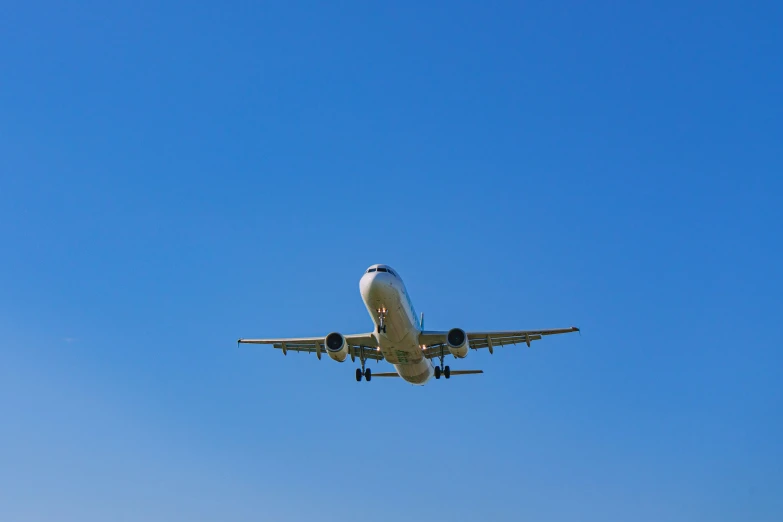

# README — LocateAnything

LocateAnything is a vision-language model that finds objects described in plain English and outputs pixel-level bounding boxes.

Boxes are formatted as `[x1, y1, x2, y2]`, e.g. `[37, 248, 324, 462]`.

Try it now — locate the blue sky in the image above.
[1, 1, 781, 520]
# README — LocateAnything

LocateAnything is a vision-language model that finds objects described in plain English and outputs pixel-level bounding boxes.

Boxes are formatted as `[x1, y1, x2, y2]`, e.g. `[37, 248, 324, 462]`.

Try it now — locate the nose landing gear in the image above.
[376, 308, 387, 334]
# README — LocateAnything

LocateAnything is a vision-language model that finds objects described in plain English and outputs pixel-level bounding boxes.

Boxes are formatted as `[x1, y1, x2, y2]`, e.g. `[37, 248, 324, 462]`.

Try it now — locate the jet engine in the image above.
[325, 332, 349, 362]
[447, 328, 469, 358]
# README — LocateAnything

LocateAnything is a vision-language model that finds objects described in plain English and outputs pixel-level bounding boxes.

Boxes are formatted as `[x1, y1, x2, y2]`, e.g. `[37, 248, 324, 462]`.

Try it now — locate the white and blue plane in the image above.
[238, 264, 579, 385]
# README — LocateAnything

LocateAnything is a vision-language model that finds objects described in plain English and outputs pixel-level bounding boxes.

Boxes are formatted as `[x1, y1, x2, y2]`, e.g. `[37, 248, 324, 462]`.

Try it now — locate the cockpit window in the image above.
[367, 268, 376, 273]
[377, 267, 388, 272]
[388, 269, 396, 276]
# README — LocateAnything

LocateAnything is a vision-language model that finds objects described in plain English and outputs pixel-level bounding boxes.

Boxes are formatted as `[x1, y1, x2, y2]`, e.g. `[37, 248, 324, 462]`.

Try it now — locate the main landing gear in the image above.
[376, 308, 387, 334]
[355, 367, 372, 382]
[434, 365, 450, 379]
[434, 347, 450, 379]
[355, 351, 371, 382]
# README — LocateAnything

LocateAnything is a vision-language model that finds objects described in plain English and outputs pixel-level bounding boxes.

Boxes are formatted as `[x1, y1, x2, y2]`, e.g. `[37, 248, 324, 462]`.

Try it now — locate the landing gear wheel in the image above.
[377, 325, 380, 333]
[356, 368, 362, 382]
[434, 366, 441, 379]
[364, 368, 372, 382]
[382, 325, 387, 333]
[444, 366, 451, 379]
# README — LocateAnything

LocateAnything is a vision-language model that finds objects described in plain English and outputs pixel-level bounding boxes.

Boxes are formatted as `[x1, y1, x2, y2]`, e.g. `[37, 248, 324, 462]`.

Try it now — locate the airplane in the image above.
[238, 264, 579, 385]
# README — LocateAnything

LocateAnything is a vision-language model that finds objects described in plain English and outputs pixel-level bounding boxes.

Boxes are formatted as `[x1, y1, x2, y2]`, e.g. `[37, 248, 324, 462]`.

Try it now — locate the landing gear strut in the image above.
[355, 349, 372, 382]
[376, 308, 387, 334]
[434, 347, 450, 380]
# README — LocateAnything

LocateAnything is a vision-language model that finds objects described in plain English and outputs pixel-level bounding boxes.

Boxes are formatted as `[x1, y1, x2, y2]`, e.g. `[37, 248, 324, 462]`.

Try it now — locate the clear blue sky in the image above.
[1, 1, 781, 520]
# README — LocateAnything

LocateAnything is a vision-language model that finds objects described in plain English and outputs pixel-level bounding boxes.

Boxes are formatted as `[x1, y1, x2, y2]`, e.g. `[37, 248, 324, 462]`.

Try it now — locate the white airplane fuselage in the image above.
[360, 265, 434, 385]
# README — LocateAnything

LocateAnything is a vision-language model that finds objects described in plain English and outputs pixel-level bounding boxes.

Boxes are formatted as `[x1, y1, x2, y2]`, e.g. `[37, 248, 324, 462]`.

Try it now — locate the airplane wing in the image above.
[237, 333, 384, 361]
[419, 327, 579, 359]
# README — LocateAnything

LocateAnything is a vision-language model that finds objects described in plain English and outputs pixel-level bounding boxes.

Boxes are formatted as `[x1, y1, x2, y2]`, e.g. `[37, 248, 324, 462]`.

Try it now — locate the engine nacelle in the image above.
[325, 332, 349, 362]
[447, 328, 469, 358]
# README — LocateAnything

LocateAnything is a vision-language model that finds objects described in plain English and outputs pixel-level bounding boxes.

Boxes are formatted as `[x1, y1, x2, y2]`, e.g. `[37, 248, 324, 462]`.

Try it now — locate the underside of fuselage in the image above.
[360, 265, 433, 385]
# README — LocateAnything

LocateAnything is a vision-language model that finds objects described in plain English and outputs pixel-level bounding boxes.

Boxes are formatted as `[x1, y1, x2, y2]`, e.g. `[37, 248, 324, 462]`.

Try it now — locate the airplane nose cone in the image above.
[360, 271, 390, 302]
[360, 272, 377, 299]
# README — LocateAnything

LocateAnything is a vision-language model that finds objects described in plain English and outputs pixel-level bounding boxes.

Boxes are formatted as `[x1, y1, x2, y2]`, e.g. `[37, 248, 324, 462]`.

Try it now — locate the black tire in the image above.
[434, 366, 441, 379]
[365, 368, 372, 382]
[356, 368, 362, 382]
[382, 325, 387, 333]
[377, 325, 380, 333]
[444, 366, 451, 379]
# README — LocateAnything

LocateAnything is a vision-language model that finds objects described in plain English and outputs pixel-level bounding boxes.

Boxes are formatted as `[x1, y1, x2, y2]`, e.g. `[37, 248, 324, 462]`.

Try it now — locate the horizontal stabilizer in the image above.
[369, 370, 484, 379]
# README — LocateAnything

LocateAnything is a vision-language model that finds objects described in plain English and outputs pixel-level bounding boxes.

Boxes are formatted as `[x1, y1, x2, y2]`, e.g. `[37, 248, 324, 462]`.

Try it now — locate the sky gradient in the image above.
[1, 2, 781, 521]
